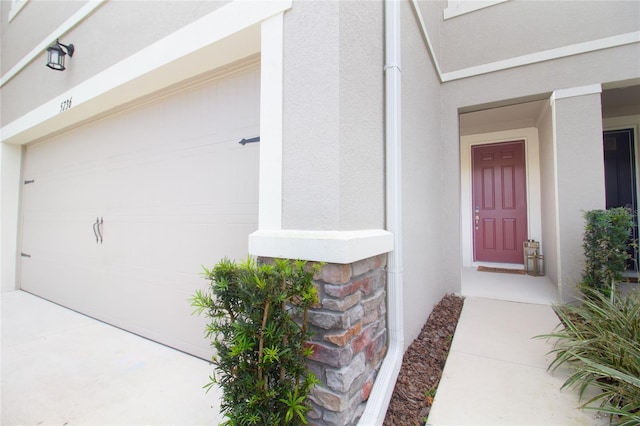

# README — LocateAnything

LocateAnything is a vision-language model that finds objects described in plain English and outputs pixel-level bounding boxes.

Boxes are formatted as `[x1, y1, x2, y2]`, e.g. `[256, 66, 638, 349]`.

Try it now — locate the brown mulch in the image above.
[383, 294, 464, 426]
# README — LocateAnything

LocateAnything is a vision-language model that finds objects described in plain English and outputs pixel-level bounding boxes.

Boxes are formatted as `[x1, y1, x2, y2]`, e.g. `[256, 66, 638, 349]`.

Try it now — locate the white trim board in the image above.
[443, 0, 509, 20]
[259, 13, 285, 231]
[248, 229, 394, 264]
[551, 84, 602, 102]
[1, 0, 292, 145]
[603, 115, 640, 131]
[8, 0, 30, 22]
[410, 0, 640, 84]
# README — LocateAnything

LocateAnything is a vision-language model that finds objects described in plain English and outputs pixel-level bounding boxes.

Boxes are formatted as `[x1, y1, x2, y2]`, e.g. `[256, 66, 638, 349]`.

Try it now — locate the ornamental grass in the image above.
[539, 288, 640, 426]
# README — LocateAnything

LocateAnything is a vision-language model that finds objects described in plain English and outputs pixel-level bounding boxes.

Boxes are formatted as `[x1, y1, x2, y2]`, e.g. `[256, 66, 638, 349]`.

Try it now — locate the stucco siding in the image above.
[1, 1, 227, 126]
[282, 0, 341, 231]
[282, 0, 385, 231]
[411, 1, 445, 75]
[442, 44, 639, 115]
[338, 0, 385, 231]
[0, 1, 85, 75]
[440, 0, 640, 73]
[401, 0, 455, 348]
[553, 92, 605, 301]
[537, 101, 559, 289]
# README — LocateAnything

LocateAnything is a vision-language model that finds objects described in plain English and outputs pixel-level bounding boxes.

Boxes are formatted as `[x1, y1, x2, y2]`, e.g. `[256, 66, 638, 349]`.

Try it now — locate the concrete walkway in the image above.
[427, 296, 606, 426]
[1, 290, 224, 425]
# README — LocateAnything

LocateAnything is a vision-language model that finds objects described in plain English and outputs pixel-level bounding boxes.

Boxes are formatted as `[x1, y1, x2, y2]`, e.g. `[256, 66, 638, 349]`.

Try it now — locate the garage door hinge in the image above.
[21, 252, 31, 258]
[238, 136, 260, 145]
[24, 179, 35, 185]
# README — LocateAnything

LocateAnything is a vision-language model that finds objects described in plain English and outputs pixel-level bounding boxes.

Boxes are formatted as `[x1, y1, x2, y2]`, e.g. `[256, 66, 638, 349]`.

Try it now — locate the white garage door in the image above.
[20, 65, 260, 359]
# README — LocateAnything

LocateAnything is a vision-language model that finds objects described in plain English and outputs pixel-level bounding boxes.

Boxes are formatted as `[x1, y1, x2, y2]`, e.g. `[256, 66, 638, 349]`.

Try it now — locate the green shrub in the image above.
[581, 208, 634, 298]
[190, 258, 321, 425]
[539, 289, 640, 425]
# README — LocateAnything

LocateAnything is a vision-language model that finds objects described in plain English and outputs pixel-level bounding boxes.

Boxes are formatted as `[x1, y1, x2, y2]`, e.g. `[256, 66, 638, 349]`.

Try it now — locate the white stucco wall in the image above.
[537, 101, 559, 288]
[0, 1, 85, 75]
[338, 0, 385, 231]
[400, 0, 457, 348]
[552, 89, 606, 302]
[1, 1, 227, 125]
[281, 1, 385, 231]
[282, 0, 341, 231]
[439, 0, 640, 72]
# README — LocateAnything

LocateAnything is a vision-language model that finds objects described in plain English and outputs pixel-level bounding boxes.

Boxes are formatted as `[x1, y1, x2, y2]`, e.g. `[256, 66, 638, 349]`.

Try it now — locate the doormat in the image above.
[477, 266, 526, 275]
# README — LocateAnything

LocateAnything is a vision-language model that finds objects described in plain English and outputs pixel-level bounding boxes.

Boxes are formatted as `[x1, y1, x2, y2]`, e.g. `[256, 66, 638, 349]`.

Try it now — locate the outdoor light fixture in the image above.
[46, 39, 74, 71]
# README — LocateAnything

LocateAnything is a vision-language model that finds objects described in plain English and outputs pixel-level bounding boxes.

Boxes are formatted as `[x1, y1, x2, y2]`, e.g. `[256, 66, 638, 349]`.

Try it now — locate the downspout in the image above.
[358, 0, 404, 424]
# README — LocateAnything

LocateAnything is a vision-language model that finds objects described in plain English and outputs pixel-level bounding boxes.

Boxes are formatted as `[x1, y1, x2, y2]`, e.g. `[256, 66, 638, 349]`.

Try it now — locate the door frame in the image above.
[472, 140, 528, 264]
[603, 116, 640, 274]
[461, 127, 543, 268]
[603, 116, 640, 199]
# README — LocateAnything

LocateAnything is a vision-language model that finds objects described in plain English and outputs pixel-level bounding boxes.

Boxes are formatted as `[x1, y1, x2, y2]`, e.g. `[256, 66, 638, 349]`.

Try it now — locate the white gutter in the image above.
[358, 0, 404, 424]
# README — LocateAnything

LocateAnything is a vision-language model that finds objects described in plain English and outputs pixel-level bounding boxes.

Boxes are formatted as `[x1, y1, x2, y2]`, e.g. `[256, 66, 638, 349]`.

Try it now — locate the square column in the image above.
[550, 84, 605, 302]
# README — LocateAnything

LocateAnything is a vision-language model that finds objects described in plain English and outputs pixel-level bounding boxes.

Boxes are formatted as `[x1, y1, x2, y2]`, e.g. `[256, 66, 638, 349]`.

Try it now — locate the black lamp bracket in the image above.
[57, 39, 75, 57]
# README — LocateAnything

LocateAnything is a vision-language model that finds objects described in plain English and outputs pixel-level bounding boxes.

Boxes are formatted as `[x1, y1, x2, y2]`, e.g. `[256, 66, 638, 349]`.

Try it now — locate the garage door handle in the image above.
[93, 217, 103, 244]
[92, 218, 99, 243]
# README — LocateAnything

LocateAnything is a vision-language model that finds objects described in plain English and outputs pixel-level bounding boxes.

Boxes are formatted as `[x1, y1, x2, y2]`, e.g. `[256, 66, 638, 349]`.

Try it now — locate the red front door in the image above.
[472, 141, 528, 264]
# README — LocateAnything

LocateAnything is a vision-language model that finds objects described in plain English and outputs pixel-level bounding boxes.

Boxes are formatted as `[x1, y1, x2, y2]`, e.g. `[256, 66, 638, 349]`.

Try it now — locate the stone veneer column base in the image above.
[261, 254, 388, 426]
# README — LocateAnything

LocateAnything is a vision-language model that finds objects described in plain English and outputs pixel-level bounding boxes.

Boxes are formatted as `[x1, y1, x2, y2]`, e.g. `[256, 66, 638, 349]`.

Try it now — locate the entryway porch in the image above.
[459, 83, 640, 304]
[461, 267, 558, 305]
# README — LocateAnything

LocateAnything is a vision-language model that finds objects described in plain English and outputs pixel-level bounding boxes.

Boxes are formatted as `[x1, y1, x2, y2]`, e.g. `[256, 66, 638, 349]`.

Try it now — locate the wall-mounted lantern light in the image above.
[46, 39, 74, 71]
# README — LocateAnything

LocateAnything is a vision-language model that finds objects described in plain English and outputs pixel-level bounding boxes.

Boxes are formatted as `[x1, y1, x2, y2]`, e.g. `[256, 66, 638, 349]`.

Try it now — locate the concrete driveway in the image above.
[1, 290, 225, 425]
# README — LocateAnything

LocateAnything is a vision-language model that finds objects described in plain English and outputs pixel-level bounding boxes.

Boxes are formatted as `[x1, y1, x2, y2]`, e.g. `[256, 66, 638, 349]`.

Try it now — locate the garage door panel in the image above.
[22, 255, 107, 313]
[98, 139, 258, 212]
[98, 270, 211, 359]
[21, 214, 103, 260]
[23, 175, 107, 214]
[100, 219, 256, 292]
[21, 65, 259, 358]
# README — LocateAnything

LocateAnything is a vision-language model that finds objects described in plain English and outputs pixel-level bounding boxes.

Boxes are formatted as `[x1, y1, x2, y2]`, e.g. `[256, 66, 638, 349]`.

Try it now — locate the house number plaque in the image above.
[59, 97, 72, 113]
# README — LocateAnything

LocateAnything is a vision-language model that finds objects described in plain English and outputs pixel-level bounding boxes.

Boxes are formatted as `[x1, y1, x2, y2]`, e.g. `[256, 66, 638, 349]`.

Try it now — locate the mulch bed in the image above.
[383, 294, 464, 426]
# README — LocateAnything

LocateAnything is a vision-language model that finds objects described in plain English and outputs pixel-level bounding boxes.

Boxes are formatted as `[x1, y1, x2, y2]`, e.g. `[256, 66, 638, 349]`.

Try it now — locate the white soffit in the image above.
[1, 0, 292, 145]
[248, 230, 394, 264]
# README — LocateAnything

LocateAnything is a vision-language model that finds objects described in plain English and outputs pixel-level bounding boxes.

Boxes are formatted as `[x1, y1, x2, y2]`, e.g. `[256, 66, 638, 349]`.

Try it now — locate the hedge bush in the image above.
[581, 208, 634, 298]
[190, 258, 320, 425]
